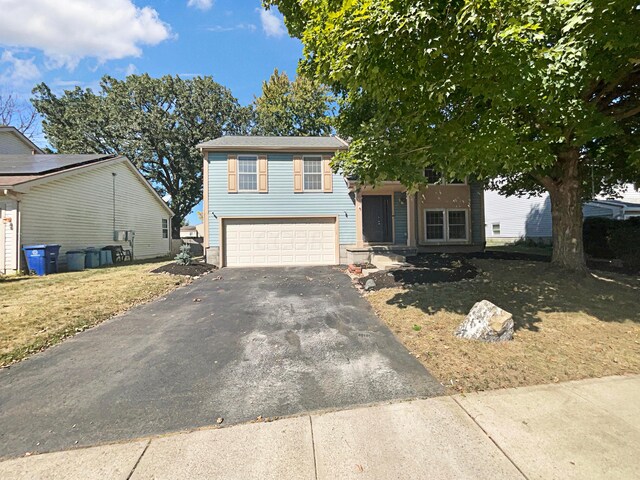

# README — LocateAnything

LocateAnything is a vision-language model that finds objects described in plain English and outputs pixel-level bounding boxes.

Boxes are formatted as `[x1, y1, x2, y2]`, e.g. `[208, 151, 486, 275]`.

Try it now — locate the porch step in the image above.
[371, 253, 409, 270]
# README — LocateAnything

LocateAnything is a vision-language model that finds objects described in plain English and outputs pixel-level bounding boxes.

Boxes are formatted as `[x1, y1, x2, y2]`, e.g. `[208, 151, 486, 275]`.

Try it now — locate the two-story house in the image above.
[197, 136, 485, 267]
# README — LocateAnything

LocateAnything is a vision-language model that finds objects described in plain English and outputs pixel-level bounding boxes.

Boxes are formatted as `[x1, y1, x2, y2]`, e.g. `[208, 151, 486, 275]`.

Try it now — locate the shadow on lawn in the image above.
[386, 258, 640, 333]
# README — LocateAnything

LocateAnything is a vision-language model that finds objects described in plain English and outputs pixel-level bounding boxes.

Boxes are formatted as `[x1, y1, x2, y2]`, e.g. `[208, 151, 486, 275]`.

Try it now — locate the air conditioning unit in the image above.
[113, 230, 135, 241]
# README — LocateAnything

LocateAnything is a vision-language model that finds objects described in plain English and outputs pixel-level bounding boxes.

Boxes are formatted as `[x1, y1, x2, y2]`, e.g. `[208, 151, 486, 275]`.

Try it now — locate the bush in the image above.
[174, 244, 193, 266]
[608, 223, 640, 270]
[583, 217, 620, 259]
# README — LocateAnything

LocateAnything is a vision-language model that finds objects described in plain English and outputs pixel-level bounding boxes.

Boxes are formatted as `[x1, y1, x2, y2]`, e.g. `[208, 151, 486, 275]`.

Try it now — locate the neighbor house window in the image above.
[303, 156, 323, 191]
[238, 155, 258, 191]
[162, 219, 169, 239]
[425, 210, 445, 240]
[492, 223, 501, 235]
[424, 209, 468, 242]
[448, 210, 468, 240]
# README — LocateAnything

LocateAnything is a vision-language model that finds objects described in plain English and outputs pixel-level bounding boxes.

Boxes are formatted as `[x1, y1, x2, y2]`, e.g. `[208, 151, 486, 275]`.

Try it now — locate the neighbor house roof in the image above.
[0, 126, 44, 154]
[196, 135, 349, 152]
[0, 153, 173, 215]
[0, 154, 116, 187]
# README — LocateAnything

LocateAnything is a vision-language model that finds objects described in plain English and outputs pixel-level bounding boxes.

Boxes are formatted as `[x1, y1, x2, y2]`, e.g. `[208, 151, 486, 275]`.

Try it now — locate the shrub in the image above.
[583, 217, 620, 259]
[174, 244, 193, 266]
[608, 223, 640, 270]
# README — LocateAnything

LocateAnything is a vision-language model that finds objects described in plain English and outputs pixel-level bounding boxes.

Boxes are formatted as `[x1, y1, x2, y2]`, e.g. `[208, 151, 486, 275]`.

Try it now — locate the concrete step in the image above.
[371, 253, 408, 270]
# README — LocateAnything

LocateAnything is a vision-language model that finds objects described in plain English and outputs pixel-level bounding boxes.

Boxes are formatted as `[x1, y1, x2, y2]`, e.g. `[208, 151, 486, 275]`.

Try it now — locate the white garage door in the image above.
[224, 217, 337, 267]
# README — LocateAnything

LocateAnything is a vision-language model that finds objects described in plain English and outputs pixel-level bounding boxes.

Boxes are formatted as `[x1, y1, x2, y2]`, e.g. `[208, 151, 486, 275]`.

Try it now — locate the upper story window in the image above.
[303, 156, 323, 191]
[238, 155, 258, 191]
[423, 167, 466, 185]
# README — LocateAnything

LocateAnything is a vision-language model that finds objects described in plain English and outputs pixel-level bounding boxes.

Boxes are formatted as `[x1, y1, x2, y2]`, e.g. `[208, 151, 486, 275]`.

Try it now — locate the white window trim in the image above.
[237, 155, 259, 192]
[162, 218, 169, 239]
[302, 155, 323, 192]
[492, 222, 501, 235]
[424, 208, 469, 242]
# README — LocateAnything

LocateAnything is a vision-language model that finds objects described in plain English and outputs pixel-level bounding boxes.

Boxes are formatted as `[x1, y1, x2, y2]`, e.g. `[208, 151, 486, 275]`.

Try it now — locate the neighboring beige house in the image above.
[179, 224, 204, 238]
[0, 149, 173, 274]
[0, 126, 44, 155]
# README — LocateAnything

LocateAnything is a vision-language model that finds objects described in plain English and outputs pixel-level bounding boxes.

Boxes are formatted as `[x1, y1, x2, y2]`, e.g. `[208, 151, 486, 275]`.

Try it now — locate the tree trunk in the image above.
[545, 148, 588, 274]
[172, 214, 182, 239]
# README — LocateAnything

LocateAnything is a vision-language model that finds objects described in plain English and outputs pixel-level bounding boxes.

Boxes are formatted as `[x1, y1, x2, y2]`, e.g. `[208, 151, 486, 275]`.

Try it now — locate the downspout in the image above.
[16, 199, 21, 273]
[112, 172, 117, 234]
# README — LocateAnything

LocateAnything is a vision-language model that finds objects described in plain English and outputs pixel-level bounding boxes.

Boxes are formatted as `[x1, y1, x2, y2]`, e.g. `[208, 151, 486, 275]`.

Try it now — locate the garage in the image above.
[223, 217, 337, 267]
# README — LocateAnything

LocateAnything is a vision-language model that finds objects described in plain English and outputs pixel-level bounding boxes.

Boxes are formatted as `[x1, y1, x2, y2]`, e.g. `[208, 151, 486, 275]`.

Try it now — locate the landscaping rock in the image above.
[455, 300, 514, 342]
[364, 279, 376, 291]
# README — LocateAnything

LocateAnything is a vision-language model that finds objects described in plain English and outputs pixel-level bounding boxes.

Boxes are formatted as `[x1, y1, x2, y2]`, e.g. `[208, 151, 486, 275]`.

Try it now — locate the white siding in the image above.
[20, 160, 171, 264]
[0, 197, 18, 273]
[484, 191, 552, 240]
[597, 183, 640, 204]
[0, 131, 34, 154]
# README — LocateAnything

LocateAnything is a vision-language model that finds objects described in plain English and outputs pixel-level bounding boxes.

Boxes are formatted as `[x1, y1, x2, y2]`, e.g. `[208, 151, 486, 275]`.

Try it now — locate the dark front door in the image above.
[362, 195, 392, 243]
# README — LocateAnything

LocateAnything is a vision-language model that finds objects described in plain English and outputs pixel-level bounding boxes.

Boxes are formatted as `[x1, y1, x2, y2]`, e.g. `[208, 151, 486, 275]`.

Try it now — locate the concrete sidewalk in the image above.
[1, 375, 638, 479]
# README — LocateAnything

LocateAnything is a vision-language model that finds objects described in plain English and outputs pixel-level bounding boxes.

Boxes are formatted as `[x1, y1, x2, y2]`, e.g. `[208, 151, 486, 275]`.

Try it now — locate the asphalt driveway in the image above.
[0, 266, 442, 459]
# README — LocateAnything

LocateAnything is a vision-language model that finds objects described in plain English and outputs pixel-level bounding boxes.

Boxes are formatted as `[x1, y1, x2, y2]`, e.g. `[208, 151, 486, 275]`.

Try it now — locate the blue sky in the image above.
[0, 0, 303, 224]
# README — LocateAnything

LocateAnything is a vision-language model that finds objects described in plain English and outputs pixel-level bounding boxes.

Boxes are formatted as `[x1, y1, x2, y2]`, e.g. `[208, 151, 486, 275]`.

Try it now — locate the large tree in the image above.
[253, 68, 334, 135]
[0, 93, 38, 137]
[268, 0, 640, 272]
[32, 75, 250, 237]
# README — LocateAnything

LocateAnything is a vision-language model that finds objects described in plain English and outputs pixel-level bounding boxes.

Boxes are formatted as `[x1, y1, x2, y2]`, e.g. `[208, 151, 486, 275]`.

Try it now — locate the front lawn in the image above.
[0, 260, 190, 366]
[366, 258, 640, 393]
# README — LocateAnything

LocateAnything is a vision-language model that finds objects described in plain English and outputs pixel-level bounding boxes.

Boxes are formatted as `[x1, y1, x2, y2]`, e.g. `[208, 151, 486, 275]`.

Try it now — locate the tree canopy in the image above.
[253, 68, 334, 135]
[32, 74, 251, 236]
[268, 0, 640, 271]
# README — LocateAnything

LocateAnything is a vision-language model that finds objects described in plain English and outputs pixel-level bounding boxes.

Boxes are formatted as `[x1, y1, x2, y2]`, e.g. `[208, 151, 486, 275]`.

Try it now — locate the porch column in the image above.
[406, 192, 416, 247]
[355, 191, 364, 247]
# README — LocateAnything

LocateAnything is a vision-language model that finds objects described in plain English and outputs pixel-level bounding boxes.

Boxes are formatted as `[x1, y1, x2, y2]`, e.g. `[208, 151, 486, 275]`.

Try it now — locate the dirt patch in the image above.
[366, 258, 640, 394]
[359, 254, 478, 289]
[151, 262, 216, 277]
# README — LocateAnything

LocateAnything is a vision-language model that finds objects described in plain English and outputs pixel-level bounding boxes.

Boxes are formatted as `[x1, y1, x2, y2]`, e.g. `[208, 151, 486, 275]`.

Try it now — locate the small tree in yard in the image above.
[268, 0, 640, 273]
[174, 244, 193, 266]
[32, 75, 251, 238]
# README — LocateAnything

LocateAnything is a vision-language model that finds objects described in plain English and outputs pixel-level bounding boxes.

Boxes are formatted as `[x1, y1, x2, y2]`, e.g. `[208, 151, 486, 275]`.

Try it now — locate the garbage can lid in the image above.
[23, 245, 47, 249]
[67, 250, 86, 254]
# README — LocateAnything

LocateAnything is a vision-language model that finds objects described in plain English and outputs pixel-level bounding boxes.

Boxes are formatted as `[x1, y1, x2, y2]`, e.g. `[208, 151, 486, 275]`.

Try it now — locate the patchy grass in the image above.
[367, 259, 640, 393]
[0, 260, 190, 366]
[485, 244, 552, 257]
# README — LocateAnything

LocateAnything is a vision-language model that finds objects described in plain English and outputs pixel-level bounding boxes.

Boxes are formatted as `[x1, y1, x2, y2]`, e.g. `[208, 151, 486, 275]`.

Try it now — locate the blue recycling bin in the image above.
[99, 249, 113, 266]
[22, 244, 61, 276]
[66, 251, 86, 271]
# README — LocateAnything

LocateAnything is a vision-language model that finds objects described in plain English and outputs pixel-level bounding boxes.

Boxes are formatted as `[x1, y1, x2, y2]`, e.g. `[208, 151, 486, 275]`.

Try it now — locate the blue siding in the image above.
[393, 192, 407, 244]
[207, 152, 356, 246]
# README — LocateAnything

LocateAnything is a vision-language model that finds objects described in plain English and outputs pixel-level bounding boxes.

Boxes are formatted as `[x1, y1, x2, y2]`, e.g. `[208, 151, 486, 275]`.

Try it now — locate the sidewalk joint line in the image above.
[309, 415, 319, 480]
[452, 397, 530, 480]
[126, 439, 151, 480]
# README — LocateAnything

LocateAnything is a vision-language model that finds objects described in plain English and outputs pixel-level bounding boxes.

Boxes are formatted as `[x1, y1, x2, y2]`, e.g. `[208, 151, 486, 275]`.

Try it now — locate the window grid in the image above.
[162, 219, 169, 239]
[424, 209, 468, 242]
[303, 157, 323, 191]
[425, 210, 445, 240]
[238, 156, 258, 191]
[492, 223, 501, 235]
[448, 210, 467, 240]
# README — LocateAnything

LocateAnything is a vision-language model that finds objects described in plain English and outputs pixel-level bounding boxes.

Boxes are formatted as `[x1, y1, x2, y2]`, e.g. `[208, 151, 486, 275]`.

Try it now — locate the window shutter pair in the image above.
[227, 154, 268, 193]
[293, 155, 334, 193]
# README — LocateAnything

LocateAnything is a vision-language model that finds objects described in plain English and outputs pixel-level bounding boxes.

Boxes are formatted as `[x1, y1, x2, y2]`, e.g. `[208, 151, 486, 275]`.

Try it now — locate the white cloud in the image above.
[187, 0, 214, 11]
[125, 63, 137, 76]
[0, 1, 172, 69]
[257, 8, 286, 38]
[0, 50, 41, 85]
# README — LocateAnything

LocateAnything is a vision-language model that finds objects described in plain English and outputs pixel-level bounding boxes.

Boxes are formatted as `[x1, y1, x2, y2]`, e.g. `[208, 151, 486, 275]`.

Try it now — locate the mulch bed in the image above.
[151, 262, 216, 277]
[359, 254, 478, 290]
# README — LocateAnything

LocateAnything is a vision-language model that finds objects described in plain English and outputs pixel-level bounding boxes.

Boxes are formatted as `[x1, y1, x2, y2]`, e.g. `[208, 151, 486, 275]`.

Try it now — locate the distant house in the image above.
[0, 126, 44, 155]
[180, 224, 204, 238]
[197, 136, 485, 267]
[485, 185, 640, 244]
[0, 131, 173, 274]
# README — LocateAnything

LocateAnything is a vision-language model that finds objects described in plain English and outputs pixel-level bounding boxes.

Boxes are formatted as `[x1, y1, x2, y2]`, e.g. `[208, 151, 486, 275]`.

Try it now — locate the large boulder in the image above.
[455, 300, 514, 342]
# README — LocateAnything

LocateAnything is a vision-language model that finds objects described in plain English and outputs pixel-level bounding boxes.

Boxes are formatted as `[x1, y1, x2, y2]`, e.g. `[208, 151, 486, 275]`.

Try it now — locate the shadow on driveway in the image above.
[0, 266, 442, 459]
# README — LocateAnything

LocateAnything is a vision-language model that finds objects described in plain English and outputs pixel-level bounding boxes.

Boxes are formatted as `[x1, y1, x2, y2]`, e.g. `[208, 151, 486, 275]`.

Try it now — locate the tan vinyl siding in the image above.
[0, 131, 34, 154]
[0, 197, 18, 273]
[19, 160, 171, 263]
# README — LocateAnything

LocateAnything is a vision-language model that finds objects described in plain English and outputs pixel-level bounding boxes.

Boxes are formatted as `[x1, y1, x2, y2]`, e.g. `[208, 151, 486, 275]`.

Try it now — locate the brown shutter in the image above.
[322, 155, 333, 193]
[227, 154, 237, 193]
[258, 155, 268, 193]
[293, 155, 303, 192]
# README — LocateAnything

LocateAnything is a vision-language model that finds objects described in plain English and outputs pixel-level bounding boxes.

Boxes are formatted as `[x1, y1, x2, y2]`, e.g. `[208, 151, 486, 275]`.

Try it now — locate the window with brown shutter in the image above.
[293, 155, 303, 192]
[227, 154, 237, 193]
[258, 155, 268, 193]
[322, 155, 333, 193]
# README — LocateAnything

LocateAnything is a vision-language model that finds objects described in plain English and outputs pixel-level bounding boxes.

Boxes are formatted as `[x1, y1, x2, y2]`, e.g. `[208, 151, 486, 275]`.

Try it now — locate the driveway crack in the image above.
[126, 439, 151, 480]
[309, 415, 319, 480]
